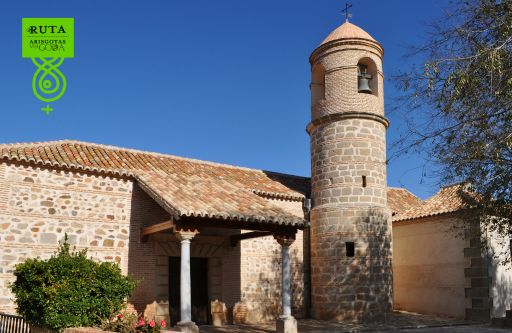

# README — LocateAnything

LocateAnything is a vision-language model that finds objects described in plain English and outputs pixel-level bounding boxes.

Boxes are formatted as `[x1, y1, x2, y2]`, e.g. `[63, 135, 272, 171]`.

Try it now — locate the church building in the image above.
[0, 17, 511, 333]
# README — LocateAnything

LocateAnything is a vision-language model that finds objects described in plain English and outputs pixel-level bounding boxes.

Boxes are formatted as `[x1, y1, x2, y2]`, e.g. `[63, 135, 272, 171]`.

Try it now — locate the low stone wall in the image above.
[64, 328, 116, 333]
[31, 327, 116, 333]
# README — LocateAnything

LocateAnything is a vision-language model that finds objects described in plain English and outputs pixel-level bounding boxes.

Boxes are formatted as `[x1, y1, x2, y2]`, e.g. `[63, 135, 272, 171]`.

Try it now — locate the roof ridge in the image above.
[0, 139, 308, 178]
[0, 139, 75, 147]
[393, 181, 476, 222]
[387, 187, 422, 200]
[262, 170, 310, 181]
[440, 181, 470, 189]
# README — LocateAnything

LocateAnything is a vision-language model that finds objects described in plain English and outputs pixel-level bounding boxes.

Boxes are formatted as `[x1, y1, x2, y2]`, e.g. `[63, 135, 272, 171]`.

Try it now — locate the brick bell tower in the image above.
[307, 18, 393, 321]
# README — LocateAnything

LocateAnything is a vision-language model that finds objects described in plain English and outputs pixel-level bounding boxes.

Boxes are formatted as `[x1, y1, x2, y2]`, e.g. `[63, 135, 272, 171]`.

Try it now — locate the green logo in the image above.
[22, 18, 74, 115]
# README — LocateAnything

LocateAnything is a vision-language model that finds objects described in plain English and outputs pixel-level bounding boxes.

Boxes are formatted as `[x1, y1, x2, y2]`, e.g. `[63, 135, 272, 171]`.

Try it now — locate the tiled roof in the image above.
[321, 21, 377, 45]
[0, 140, 309, 227]
[1, 140, 472, 226]
[393, 183, 478, 222]
[387, 188, 422, 216]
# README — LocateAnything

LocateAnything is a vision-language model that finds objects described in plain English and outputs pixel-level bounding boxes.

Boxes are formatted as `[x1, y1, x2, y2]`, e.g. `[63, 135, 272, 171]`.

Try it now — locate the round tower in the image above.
[307, 20, 392, 321]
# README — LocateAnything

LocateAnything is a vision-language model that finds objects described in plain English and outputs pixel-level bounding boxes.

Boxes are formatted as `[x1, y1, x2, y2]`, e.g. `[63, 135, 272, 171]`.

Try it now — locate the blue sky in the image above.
[0, 0, 449, 199]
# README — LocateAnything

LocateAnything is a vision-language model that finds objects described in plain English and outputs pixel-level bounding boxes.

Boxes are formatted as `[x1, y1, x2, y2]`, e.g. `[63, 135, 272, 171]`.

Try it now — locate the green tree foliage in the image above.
[10, 237, 136, 331]
[394, 0, 512, 259]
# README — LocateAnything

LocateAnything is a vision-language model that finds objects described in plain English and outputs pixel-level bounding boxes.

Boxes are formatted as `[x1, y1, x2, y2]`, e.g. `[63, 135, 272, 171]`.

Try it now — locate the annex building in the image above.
[0, 19, 511, 333]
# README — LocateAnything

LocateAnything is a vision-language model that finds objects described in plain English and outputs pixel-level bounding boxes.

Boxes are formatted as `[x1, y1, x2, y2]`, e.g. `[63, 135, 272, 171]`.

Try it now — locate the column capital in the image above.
[274, 234, 295, 247]
[176, 229, 199, 241]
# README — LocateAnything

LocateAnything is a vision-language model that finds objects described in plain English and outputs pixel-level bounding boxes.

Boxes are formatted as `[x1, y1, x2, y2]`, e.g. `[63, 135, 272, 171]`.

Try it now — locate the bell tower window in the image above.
[357, 58, 378, 96]
[311, 64, 325, 106]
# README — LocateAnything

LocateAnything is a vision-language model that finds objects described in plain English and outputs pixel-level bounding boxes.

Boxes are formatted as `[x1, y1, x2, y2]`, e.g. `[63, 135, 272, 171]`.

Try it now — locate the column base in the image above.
[276, 315, 297, 333]
[176, 321, 199, 333]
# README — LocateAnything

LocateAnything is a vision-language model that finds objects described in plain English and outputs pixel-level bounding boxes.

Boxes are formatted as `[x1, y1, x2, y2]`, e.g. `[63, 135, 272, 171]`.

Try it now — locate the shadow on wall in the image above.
[220, 231, 242, 324]
[262, 171, 310, 197]
[493, 271, 511, 318]
[255, 246, 305, 321]
[127, 183, 170, 316]
[312, 207, 392, 321]
[489, 243, 512, 318]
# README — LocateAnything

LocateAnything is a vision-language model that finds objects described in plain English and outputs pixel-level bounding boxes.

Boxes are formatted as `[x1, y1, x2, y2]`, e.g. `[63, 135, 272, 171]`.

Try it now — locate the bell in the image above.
[358, 73, 373, 94]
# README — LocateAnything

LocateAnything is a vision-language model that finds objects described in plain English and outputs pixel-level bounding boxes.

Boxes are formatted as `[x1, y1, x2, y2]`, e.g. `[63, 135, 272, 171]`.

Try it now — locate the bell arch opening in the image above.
[311, 64, 325, 106]
[357, 57, 378, 96]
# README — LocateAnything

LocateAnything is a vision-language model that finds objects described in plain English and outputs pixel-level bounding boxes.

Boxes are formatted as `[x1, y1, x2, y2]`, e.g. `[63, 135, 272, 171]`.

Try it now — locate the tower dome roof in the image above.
[321, 21, 377, 45]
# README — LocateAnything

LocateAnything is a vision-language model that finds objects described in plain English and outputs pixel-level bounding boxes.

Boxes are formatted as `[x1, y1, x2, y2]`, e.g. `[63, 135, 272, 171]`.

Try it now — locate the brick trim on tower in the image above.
[306, 111, 390, 134]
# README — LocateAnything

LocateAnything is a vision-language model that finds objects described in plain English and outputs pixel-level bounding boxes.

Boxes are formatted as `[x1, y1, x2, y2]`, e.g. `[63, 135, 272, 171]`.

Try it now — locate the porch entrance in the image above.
[169, 257, 210, 326]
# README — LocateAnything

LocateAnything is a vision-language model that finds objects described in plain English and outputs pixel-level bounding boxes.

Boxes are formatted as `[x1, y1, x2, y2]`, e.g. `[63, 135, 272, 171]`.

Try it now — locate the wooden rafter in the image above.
[140, 220, 174, 242]
[229, 231, 273, 247]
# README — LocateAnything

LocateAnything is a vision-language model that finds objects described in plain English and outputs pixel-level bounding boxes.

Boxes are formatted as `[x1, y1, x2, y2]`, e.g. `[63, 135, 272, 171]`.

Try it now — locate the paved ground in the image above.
[199, 323, 505, 333]
[197, 311, 504, 332]
[399, 326, 508, 332]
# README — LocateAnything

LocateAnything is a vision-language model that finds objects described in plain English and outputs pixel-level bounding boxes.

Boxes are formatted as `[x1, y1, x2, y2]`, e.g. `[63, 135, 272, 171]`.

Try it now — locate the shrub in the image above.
[101, 312, 138, 333]
[10, 236, 136, 331]
[135, 318, 167, 333]
[102, 312, 167, 333]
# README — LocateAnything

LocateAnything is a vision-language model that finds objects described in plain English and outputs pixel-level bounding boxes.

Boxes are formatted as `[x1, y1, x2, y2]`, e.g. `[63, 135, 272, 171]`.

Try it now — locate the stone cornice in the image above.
[306, 111, 390, 134]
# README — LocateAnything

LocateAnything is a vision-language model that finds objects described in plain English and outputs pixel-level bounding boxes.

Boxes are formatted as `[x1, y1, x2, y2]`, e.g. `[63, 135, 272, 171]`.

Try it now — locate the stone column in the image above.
[176, 230, 199, 333]
[275, 235, 297, 333]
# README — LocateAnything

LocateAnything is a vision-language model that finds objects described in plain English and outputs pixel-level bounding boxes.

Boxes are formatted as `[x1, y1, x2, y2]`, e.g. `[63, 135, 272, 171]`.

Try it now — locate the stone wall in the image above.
[0, 162, 133, 314]
[240, 229, 306, 322]
[310, 206, 392, 321]
[309, 118, 387, 207]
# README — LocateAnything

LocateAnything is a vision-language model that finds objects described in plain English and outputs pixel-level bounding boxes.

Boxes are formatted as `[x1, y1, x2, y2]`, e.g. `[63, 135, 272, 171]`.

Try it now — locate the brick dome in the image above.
[321, 21, 376, 45]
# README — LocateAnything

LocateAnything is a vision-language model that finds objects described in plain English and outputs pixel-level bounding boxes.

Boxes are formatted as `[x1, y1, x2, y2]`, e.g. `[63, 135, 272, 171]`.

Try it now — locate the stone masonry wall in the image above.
[240, 198, 307, 322]
[310, 119, 387, 207]
[0, 162, 133, 314]
[309, 118, 392, 321]
[240, 231, 306, 322]
[310, 206, 392, 321]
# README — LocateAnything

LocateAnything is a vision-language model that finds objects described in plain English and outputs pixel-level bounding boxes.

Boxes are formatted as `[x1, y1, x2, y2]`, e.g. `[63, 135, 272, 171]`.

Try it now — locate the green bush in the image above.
[101, 312, 168, 333]
[101, 311, 138, 333]
[10, 236, 136, 332]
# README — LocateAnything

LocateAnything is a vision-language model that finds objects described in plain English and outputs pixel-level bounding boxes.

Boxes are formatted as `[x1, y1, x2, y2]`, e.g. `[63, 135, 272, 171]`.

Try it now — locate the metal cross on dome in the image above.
[342, 3, 353, 22]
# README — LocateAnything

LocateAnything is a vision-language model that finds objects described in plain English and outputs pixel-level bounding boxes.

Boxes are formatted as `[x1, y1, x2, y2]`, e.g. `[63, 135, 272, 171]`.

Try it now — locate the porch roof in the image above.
[0, 140, 308, 228]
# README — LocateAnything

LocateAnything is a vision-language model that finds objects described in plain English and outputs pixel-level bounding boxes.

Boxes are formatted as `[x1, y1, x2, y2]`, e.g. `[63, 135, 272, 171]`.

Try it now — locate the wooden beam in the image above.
[230, 231, 273, 247]
[140, 220, 174, 242]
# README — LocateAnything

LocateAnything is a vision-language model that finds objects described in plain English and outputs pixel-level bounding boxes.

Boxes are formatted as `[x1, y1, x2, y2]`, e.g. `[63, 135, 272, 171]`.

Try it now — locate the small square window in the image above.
[346, 242, 355, 257]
